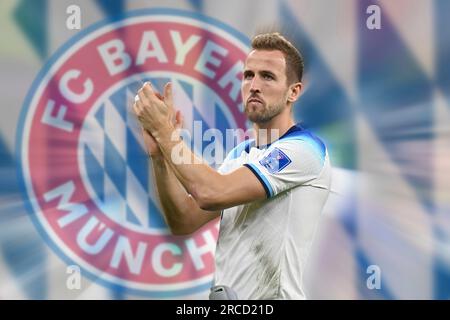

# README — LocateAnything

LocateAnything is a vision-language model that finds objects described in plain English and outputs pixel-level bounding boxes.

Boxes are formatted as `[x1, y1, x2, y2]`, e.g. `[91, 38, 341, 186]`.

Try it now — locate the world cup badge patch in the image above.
[17, 9, 249, 296]
[259, 148, 292, 174]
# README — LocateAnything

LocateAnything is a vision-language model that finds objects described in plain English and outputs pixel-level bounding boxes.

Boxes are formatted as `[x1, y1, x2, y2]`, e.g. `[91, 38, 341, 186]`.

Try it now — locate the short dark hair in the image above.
[251, 32, 304, 84]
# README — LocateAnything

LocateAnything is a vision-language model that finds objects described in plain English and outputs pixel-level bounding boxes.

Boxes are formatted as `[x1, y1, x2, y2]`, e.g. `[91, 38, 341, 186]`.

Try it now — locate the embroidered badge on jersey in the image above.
[259, 147, 292, 173]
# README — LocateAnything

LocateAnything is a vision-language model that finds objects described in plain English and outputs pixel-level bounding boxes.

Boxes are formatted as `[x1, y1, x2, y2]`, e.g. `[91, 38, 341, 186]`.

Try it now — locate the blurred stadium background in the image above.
[0, 0, 449, 299]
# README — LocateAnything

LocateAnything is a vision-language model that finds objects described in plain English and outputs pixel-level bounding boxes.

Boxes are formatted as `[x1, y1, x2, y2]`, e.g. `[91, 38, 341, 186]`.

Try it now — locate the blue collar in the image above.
[245, 123, 305, 152]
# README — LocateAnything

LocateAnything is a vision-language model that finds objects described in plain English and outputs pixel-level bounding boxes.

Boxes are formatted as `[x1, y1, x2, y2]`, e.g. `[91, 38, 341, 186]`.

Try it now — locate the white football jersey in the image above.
[214, 124, 331, 299]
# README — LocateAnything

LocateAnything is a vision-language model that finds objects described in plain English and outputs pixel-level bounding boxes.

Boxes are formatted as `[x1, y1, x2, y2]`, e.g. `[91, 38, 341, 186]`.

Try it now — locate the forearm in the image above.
[155, 130, 226, 209]
[151, 155, 215, 234]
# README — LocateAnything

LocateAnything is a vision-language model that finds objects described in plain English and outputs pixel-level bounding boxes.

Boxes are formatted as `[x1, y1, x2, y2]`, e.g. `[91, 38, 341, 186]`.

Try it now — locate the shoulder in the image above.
[224, 139, 255, 162]
[272, 128, 327, 164]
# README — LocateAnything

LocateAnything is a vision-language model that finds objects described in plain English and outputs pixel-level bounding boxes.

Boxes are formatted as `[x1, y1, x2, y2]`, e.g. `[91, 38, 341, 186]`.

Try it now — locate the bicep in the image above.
[215, 166, 267, 209]
[167, 196, 221, 235]
[191, 204, 221, 230]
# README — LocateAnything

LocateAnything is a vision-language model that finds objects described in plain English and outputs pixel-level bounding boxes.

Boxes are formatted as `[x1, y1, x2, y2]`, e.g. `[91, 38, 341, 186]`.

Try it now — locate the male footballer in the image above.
[133, 32, 331, 299]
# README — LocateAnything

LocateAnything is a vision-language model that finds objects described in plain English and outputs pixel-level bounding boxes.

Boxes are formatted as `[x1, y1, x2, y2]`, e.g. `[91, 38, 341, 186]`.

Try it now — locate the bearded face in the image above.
[241, 50, 291, 124]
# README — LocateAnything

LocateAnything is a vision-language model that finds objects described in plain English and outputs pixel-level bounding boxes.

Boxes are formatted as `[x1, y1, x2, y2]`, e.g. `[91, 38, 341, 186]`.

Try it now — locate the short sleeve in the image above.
[217, 140, 253, 175]
[244, 139, 326, 198]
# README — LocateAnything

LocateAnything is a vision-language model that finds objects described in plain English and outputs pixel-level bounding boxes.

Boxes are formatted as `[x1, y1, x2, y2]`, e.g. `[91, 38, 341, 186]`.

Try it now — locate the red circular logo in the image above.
[18, 9, 249, 296]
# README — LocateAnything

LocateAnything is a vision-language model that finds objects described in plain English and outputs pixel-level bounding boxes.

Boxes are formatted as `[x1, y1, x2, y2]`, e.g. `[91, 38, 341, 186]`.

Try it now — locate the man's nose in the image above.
[249, 77, 261, 93]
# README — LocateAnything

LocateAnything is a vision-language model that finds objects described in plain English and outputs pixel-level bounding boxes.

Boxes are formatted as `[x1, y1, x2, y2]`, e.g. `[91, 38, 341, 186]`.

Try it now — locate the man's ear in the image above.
[287, 82, 303, 103]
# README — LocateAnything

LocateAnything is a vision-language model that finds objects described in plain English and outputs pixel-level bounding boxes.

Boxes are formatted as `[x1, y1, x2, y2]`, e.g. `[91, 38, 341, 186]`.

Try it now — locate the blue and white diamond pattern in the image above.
[81, 83, 155, 232]
[79, 75, 237, 234]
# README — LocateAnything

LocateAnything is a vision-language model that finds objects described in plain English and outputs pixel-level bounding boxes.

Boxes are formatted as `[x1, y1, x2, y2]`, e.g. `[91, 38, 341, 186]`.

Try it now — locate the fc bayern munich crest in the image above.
[17, 9, 249, 296]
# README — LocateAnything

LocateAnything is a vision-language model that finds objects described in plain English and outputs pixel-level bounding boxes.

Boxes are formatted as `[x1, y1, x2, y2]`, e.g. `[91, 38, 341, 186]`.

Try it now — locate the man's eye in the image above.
[244, 73, 253, 80]
[263, 74, 274, 80]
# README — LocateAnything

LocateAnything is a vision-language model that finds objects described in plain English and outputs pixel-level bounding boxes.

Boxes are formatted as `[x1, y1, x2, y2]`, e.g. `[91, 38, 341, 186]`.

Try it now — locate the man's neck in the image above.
[253, 112, 295, 147]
